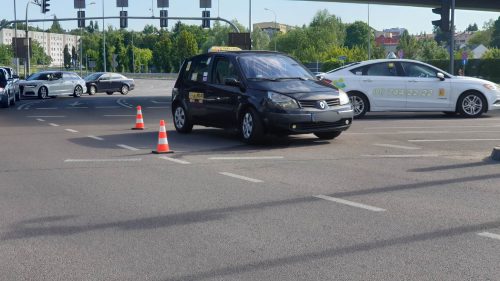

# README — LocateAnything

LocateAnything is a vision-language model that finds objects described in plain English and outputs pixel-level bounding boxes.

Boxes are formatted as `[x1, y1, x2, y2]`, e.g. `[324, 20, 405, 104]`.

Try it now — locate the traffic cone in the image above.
[132, 106, 145, 130]
[152, 120, 174, 154]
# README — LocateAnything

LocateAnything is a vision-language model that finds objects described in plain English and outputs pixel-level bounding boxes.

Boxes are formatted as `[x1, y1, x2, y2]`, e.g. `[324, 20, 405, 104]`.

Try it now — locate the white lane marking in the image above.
[409, 139, 500, 143]
[347, 131, 500, 135]
[69, 101, 83, 107]
[209, 156, 285, 160]
[65, 129, 79, 133]
[117, 99, 133, 108]
[66, 107, 88, 109]
[147, 106, 170, 109]
[27, 115, 65, 118]
[159, 156, 191, 165]
[88, 135, 104, 141]
[104, 115, 136, 117]
[219, 172, 263, 183]
[117, 144, 140, 151]
[477, 232, 500, 241]
[364, 125, 500, 130]
[36, 118, 45, 122]
[65, 158, 142, 163]
[17, 101, 41, 110]
[314, 195, 386, 212]
[152, 100, 170, 104]
[361, 154, 439, 158]
[49, 123, 60, 127]
[373, 143, 421, 150]
[36, 107, 58, 110]
[96, 106, 120, 109]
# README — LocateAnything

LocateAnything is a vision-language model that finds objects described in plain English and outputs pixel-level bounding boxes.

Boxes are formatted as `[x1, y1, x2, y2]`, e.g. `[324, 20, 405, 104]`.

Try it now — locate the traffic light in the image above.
[77, 11, 85, 28]
[160, 10, 168, 28]
[432, 0, 450, 32]
[41, 0, 51, 14]
[120, 11, 128, 29]
[202, 10, 210, 29]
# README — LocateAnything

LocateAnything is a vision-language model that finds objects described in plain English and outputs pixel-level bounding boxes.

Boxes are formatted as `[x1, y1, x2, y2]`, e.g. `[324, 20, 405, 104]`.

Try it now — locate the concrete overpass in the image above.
[299, 0, 500, 12]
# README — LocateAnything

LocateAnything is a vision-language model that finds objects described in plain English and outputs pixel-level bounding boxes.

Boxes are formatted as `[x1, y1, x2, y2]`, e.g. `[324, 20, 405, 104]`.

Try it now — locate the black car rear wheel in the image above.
[240, 108, 264, 144]
[314, 131, 342, 140]
[120, 85, 129, 95]
[9, 93, 15, 106]
[88, 85, 96, 95]
[1, 95, 9, 108]
[173, 104, 193, 133]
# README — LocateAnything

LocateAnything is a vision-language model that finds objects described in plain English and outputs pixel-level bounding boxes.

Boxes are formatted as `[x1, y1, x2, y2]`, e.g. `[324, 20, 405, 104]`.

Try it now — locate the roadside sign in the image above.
[88, 60, 96, 68]
[338, 56, 347, 61]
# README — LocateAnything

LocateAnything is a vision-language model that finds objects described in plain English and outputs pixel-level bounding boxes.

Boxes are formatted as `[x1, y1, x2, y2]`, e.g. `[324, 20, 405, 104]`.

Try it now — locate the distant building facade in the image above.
[0, 28, 80, 67]
[253, 22, 294, 37]
[374, 28, 407, 54]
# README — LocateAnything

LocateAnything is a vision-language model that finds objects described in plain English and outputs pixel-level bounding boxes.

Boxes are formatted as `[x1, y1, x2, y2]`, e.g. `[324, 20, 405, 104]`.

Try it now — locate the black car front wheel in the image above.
[88, 85, 96, 95]
[314, 131, 342, 140]
[173, 104, 193, 133]
[240, 108, 264, 144]
[106, 92, 114, 95]
[120, 85, 129, 95]
[0, 95, 9, 108]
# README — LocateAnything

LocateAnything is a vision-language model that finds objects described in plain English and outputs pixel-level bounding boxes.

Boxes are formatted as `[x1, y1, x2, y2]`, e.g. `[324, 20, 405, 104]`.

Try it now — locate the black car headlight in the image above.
[267, 91, 299, 110]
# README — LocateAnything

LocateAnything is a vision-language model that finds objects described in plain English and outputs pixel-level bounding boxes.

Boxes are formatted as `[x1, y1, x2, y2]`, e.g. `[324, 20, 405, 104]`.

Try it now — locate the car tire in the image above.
[173, 104, 193, 134]
[120, 85, 129, 95]
[73, 85, 83, 98]
[38, 86, 48, 99]
[88, 85, 96, 95]
[15, 91, 20, 101]
[1, 95, 9, 108]
[457, 92, 486, 118]
[240, 107, 264, 144]
[314, 131, 342, 140]
[9, 93, 15, 106]
[106, 92, 113, 95]
[348, 92, 369, 118]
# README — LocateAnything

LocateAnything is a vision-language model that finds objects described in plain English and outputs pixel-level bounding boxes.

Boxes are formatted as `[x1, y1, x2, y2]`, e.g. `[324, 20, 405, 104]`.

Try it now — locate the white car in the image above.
[320, 59, 500, 118]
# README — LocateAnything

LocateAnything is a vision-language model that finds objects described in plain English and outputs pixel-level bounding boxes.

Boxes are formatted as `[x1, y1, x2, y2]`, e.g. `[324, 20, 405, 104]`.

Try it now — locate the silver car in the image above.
[19, 71, 87, 99]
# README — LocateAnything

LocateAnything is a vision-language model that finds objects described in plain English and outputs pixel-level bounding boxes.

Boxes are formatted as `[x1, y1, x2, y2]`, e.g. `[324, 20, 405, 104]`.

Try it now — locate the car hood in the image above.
[452, 76, 497, 85]
[248, 79, 339, 99]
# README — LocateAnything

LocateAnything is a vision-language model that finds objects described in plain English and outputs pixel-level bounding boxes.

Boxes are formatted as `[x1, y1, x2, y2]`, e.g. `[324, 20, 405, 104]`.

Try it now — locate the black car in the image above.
[84, 72, 135, 95]
[172, 51, 354, 143]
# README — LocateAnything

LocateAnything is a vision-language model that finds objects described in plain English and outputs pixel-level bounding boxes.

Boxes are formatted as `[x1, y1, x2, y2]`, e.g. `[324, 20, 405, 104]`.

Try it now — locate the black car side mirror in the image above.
[224, 78, 241, 87]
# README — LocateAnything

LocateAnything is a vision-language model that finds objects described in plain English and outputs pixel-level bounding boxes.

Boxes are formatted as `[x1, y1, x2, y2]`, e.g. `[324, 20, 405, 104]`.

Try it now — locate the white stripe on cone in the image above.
[159, 126, 166, 133]
[159, 138, 169, 145]
[136, 118, 144, 123]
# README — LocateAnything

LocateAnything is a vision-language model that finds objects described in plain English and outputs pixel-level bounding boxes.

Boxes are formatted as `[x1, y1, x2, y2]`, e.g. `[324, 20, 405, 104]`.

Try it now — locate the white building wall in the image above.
[0, 28, 79, 67]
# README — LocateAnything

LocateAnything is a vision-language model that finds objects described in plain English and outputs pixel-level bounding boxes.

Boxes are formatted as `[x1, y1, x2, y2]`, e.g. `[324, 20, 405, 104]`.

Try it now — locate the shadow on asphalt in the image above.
[68, 128, 333, 156]
[359, 112, 499, 121]
[408, 159, 499, 173]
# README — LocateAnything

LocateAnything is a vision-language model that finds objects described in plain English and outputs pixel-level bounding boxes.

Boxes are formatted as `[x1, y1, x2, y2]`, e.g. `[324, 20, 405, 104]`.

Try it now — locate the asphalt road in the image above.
[1, 79, 499, 281]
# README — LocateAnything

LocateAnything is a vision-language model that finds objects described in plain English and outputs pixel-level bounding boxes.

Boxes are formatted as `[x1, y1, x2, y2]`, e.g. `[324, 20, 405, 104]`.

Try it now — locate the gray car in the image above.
[19, 71, 87, 99]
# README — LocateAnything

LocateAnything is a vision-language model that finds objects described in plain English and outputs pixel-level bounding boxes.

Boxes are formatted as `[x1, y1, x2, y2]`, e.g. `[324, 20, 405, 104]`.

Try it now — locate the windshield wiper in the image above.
[274, 77, 309, 81]
[247, 77, 279, 81]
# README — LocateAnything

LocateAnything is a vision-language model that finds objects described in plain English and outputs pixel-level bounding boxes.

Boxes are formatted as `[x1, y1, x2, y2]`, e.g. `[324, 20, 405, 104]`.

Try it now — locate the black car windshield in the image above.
[84, 73, 102, 81]
[27, 72, 51, 81]
[239, 54, 314, 81]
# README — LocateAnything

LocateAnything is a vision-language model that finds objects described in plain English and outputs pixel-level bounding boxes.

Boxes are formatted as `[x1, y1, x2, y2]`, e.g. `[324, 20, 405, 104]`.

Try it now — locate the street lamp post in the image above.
[367, 4, 371, 60]
[80, 1, 95, 76]
[13, 0, 19, 74]
[25, 0, 32, 78]
[264, 8, 277, 51]
[102, 0, 106, 72]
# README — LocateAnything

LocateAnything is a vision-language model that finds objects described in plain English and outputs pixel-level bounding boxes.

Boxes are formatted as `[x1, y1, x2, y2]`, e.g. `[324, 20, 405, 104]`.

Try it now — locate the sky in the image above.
[1, 0, 499, 34]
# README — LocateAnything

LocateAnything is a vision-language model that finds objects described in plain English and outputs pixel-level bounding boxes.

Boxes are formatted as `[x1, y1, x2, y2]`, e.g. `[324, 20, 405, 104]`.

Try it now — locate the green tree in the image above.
[466, 23, 479, 32]
[132, 47, 153, 72]
[345, 21, 371, 48]
[174, 30, 198, 69]
[252, 27, 270, 50]
[152, 32, 173, 72]
[397, 30, 419, 59]
[63, 45, 72, 69]
[0, 44, 13, 65]
[416, 38, 449, 60]
[482, 48, 500, 59]
[50, 16, 65, 34]
[71, 46, 77, 67]
[491, 17, 500, 48]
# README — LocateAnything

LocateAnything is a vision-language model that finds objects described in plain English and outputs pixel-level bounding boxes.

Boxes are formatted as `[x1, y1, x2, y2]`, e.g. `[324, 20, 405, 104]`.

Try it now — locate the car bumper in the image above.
[264, 106, 354, 134]
[20, 85, 40, 97]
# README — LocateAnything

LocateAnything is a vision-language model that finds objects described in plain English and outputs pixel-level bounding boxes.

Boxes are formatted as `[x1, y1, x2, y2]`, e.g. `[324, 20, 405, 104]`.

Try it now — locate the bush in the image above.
[425, 59, 500, 82]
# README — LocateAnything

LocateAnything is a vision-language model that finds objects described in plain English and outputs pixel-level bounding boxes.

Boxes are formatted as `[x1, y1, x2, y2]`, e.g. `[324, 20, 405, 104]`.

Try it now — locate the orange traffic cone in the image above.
[132, 106, 145, 130]
[152, 120, 174, 154]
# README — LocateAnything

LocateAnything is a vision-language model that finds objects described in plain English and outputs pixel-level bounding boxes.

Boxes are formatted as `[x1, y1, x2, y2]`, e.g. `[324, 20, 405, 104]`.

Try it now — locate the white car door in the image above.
[401, 62, 452, 110]
[359, 62, 407, 110]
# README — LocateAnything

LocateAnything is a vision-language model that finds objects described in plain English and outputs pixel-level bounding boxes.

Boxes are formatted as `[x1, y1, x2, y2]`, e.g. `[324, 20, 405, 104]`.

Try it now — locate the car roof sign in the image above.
[208, 46, 242, 53]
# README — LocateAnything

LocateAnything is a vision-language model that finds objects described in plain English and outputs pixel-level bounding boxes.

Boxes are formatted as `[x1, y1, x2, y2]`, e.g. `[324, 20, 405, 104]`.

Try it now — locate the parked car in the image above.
[172, 49, 353, 144]
[19, 71, 86, 99]
[320, 59, 500, 118]
[84, 72, 135, 95]
[0, 66, 20, 101]
[0, 68, 16, 108]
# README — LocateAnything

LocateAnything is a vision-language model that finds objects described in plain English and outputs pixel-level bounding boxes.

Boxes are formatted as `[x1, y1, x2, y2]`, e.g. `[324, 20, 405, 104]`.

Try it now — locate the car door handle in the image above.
[362, 79, 373, 82]
[408, 80, 418, 83]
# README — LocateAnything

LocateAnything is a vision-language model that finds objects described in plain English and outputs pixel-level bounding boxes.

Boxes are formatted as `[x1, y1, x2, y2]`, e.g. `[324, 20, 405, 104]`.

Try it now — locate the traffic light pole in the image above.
[25, 1, 31, 78]
[0, 16, 241, 33]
